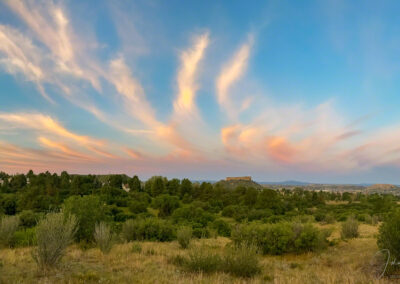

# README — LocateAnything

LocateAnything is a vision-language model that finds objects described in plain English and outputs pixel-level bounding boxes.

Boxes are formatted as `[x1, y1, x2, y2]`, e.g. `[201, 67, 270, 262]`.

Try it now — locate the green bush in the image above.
[32, 212, 77, 269]
[122, 218, 175, 242]
[0, 215, 19, 247]
[231, 222, 330, 255]
[378, 210, 400, 259]
[63, 195, 108, 242]
[131, 242, 142, 253]
[192, 227, 210, 238]
[341, 217, 359, 239]
[371, 215, 379, 226]
[211, 219, 231, 237]
[152, 194, 180, 217]
[179, 246, 222, 273]
[19, 210, 38, 228]
[293, 223, 329, 252]
[222, 244, 261, 278]
[172, 205, 215, 228]
[94, 222, 113, 254]
[12, 228, 36, 247]
[172, 244, 261, 278]
[129, 201, 148, 214]
[324, 214, 335, 224]
[177, 226, 192, 249]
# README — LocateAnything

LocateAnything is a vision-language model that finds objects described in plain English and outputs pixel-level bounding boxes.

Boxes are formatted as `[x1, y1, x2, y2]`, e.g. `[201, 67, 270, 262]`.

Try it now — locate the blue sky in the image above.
[1, 0, 400, 183]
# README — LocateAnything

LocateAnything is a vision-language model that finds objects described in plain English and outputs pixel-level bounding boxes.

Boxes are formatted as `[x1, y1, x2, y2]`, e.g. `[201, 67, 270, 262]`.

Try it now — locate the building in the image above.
[122, 183, 130, 192]
[226, 176, 252, 181]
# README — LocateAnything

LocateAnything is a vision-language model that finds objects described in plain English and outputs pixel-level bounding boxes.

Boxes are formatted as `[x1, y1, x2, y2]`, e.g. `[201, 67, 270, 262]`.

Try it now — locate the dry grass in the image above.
[0, 224, 392, 283]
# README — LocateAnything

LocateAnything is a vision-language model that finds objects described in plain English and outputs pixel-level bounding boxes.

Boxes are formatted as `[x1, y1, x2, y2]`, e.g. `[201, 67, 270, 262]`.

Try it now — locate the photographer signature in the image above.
[373, 249, 400, 279]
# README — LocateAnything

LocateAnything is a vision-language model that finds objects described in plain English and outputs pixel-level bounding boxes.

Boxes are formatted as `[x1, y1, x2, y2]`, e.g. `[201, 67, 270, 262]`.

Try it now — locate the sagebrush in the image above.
[32, 212, 77, 269]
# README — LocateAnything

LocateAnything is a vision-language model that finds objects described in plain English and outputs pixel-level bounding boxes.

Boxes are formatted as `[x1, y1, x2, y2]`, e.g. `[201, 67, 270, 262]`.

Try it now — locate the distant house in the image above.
[226, 176, 252, 181]
[122, 183, 130, 192]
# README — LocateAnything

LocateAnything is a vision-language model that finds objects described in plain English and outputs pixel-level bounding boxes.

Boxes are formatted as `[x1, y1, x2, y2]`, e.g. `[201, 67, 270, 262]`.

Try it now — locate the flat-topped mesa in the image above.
[226, 176, 252, 181]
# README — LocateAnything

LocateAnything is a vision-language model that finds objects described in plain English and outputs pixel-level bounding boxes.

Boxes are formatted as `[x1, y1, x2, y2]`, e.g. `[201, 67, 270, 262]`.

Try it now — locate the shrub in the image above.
[177, 226, 192, 249]
[152, 194, 180, 217]
[314, 212, 326, 222]
[172, 244, 261, 278]
[122, 218, 175, 242]
[131, 242, 142, 253]
[211, 219, 231, 237]
[222, 244, 261, 278]
[19, 210, 38, 228]
[192, 227, 210, 239]
[341, 217, 359, 239]
[378, 210, 400, 259]
[293, 223, 329, 252]
[129, 201, 148, 214]
[231, 221, 330, 255]
[181, 246, 222, 273]
[371, 215, 379, 226]
[0, 215, 19, 247]
[94, 222, 113, 254]
[63, 195, 108, 242]
[324, 214, 336, 224]
[12, 228, 36, 247]
[172, 205, 215, 227]
[32, 212, 77, 269]
[261, 223, 294, 254]
[64, 195, 107, 242]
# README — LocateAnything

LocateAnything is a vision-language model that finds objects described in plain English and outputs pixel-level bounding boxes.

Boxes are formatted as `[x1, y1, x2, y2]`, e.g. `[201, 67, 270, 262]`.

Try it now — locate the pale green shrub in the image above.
[94, 222, 113, 254]
[0, 215, 19, 247]
[32, 212, 77, 269]
[341, 216, 359, 239]
[177, 226, 192, 249]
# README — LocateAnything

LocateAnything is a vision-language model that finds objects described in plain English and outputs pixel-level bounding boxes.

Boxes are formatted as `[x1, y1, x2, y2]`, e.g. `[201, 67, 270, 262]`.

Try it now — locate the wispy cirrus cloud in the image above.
[4, 0, 101, 90]
[0, 0, 400, 181]
[108, 56, 160, 130]
[0, 24, 53, 102]
[216, 35, 254, 120]
[174, 32, 209, 116]
[0, 112, 119, 160]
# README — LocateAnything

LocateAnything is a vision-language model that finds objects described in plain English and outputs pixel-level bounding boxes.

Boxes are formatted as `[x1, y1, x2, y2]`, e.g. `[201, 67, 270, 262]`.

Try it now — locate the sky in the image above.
[1, 0, 400, 184]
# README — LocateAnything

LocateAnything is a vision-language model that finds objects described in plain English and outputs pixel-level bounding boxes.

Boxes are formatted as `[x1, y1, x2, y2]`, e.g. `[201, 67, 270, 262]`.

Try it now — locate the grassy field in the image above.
[0, 223, 392, 284]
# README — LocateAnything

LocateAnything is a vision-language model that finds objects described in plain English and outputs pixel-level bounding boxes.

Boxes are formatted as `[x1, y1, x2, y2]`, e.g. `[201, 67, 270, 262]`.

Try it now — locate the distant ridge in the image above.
[259, 180, 311, 186]
[366, 184, 400, 194]
[215, 179, 262, 189]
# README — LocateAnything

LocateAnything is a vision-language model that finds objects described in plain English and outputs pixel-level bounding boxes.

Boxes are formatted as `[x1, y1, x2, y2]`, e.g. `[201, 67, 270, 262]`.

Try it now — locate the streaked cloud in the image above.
[0, 112, 102, 146]
[0, 0, 400, 182]
[174, 32, 209, 116]
[216, 35, 253, 120]
[108, 56, 160, 129]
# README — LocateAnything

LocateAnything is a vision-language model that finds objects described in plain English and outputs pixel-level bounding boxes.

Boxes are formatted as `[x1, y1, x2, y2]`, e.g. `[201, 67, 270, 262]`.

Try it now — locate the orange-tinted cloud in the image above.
[174, 32, 209, 115]
[216, 35, 253, 119]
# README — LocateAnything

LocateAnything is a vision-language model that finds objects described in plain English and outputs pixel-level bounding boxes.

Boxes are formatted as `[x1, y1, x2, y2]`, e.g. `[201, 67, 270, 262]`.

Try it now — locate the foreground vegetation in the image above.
[0, 224, 392, 283]
[1, 171, 400, 282]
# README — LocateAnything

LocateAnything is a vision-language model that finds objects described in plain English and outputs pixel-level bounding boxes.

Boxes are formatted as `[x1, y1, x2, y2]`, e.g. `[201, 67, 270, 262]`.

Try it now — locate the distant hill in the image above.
[259, 180, 311, 186]
[215, 179, 262, 189]
[366, 184, 400, 194]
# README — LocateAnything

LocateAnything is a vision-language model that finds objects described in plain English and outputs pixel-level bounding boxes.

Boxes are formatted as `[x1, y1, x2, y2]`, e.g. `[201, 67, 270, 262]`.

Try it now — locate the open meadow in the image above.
[0, 224, 392, 284]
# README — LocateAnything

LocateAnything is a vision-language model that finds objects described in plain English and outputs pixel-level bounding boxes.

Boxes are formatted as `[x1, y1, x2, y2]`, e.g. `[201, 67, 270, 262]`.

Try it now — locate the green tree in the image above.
[60, 171, 70, 189]
[151, 177, 166, 197]
[63, 195, 108, 242]
[129, 175, 142, 192]
[378, 209, 400, 259]
[166, 178, 180, 196]
[180, 179, 193, 198]
[242, 187, 258, 207]
[153, 194, 180, 217]
[10, 174, 27, 190]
